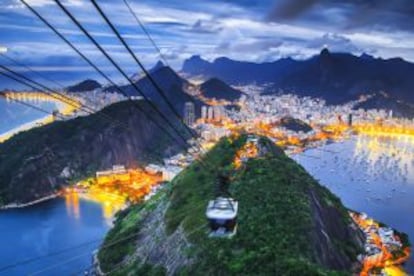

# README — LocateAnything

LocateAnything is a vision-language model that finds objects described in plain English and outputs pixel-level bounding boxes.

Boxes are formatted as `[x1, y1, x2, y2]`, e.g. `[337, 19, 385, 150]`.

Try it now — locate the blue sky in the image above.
[1, 0, 414, 87]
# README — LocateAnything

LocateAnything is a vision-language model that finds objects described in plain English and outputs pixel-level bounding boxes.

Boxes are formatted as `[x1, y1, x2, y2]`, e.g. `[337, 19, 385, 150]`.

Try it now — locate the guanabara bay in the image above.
[0, 0, 413, 275]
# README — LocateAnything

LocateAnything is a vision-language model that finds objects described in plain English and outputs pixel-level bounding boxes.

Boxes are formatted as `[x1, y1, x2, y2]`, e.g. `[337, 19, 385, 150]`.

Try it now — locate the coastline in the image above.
[0, 113, 54, 143]
[0, 96, 78, 144]
[0, 193, 59, 210]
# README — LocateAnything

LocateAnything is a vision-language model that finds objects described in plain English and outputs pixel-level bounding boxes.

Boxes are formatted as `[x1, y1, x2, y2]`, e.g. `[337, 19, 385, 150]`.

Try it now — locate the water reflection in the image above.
[293, 135, 414, 273]
[354, 134, 414, 184]
[64, 190, 125, 225]
[64, 192, 80, 219]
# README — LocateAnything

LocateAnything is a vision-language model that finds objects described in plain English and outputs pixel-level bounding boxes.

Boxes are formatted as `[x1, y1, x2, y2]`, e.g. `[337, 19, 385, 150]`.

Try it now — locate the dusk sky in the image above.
[1, 0, 414, 86]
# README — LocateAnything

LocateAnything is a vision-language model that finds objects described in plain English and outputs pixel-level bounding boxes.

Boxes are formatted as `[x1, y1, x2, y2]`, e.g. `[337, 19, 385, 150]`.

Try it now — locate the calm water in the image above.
[0, 98, 57, 134]
[293, 134, 414, 273]
[0, 197, 112, 275]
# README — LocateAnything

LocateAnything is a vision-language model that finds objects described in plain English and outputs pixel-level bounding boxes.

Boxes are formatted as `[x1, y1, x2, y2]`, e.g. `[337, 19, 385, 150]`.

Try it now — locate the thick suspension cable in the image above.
[122, 0, 170, 67]
[19, 0, 211, 171]
[91, 0, 202, 144]
[52, 0, 213, 171]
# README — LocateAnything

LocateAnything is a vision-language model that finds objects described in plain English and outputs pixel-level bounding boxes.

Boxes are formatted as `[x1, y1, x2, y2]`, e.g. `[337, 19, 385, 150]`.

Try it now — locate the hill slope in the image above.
[354, 93, 414, 119]
[97, 136, 364, 275]
[199, 78, 243, 101]
[66, 79, 102, 92]
[0, 100, 188, 206]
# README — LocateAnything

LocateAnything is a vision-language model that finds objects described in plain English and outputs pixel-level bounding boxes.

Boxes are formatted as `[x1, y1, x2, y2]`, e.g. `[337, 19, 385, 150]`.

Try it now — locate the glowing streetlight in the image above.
[0, 46, 7, 54]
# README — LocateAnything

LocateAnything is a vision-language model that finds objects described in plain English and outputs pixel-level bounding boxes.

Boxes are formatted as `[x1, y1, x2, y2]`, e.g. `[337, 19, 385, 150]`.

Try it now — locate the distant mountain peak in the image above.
[189, 55, 203, 61]
[214, 56, 231, 63]
[320, 47, 331, 57]
[360, 53, 375, 60]
[200, 77, 242, 101]
[150, 60, 165, 73]
[66, 79, 101, 93]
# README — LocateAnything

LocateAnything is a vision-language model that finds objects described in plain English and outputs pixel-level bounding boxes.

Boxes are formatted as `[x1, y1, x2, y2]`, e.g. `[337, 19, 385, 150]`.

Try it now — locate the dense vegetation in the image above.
[98, 191, 168, 275]
[99, 135, 363, 275]
[0, 100, 187, 205]
[280, 116, 313, 133]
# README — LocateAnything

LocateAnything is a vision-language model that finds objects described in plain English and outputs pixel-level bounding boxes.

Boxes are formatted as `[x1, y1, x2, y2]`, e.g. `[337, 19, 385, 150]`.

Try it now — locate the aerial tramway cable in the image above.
[19, 0, 213, 172]
[51, 0, 214, 171]
[91, 0, 211, 160]
[0, 64, 130, 130]
[123, 0, 170, 67]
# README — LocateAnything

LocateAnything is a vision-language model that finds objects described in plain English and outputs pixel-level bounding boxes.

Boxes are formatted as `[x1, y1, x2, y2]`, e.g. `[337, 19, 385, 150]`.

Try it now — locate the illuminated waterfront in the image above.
[293, 135, 414, 274]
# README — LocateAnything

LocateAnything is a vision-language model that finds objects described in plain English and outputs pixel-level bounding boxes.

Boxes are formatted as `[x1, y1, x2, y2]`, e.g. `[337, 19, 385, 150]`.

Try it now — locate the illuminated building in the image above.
[184, 102, 195, 126]
[96, 165, 130, 185]
[208, 106, 214, 121]
[348, 113, 353, 127]
[201, 105, 207, 121]
[162, 166, 183, 181]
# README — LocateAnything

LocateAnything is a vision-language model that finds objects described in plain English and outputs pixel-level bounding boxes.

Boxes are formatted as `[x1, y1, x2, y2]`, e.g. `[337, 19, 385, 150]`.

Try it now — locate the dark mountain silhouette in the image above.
[66, 79, 101, 93]
[130, 61, 165, 82]
[182, 49, 414, 105]
[0, 101, 189, 205]
[150, 61, 165, 73]
[106, 66, 204, 118]
[199, 78, 243, 101]
[354, 93, 414, 119]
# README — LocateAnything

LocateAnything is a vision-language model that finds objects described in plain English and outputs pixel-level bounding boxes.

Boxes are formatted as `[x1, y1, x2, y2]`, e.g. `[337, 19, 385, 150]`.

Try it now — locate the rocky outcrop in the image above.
[308, 188, 364, 270]
[133, 201, 194, 275]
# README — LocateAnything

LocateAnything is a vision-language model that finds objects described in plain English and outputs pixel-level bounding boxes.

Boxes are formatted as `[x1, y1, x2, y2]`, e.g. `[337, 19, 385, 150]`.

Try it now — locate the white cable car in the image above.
[206, 197, 238, 238]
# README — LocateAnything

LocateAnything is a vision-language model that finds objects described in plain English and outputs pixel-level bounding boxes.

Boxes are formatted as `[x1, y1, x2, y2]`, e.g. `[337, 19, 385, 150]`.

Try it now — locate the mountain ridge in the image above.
[182, 49, 414, 105]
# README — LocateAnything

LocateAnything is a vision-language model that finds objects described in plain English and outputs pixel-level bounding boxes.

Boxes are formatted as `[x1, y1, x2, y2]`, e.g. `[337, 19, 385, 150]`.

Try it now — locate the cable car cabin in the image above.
[206, 197, 238, 238]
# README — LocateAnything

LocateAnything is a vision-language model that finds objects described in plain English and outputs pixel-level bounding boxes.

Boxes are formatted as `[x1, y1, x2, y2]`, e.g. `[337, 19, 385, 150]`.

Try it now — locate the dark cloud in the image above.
[268, 0, 318, 20]
[268, 0, 414, 32]
[188, 19, 223, 34]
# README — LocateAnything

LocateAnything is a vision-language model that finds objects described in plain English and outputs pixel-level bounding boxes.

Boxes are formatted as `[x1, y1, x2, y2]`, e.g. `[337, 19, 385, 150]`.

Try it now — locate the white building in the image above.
[162, 166, 183, 181]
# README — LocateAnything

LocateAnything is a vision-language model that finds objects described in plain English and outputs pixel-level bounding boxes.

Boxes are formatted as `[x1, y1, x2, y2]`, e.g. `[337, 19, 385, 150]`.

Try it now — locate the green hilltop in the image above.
[97, 135, 364, 275]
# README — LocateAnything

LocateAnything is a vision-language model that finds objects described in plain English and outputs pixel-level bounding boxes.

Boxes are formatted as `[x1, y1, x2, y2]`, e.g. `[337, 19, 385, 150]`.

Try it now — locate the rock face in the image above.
[98, 136, 365, 275]
[182, 49, 414, 105]
[66, 79, 102, 92]
[0, 100, 189, 205]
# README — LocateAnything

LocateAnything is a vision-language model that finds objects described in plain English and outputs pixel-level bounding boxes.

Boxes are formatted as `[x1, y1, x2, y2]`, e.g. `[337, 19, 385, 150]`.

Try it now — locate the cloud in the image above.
[307, 33, 362, 53]
[267, 0, 414, 32]
[189, 19, 223, 34]
[268, 0, 318, 20]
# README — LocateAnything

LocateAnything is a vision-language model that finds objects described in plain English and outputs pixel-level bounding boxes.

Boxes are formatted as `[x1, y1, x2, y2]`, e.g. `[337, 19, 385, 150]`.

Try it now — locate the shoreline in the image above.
[0, 114, 54, 143]
[0, 97, 79, 144]
[0, 193, 59, 210]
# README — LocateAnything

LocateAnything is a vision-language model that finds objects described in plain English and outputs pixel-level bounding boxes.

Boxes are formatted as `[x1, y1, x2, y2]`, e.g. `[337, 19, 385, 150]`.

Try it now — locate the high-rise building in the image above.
[213, 106, 222, 121]
[184, 102, 195, 126]
[348, 113, 353, 127]
[201, 106, 207, 121]
[207, 106, 214, 121]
